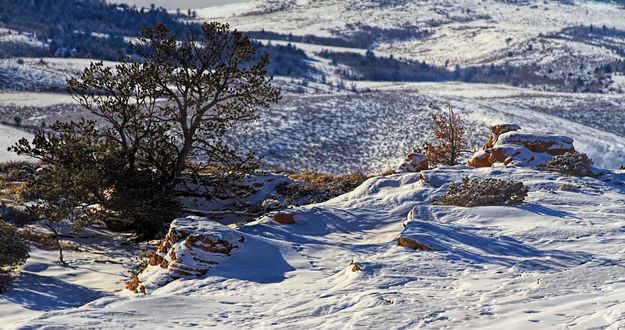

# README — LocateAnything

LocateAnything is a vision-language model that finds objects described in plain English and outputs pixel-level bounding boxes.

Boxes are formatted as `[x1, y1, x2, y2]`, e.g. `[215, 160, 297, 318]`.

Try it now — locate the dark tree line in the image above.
[0, 0, 196, 60]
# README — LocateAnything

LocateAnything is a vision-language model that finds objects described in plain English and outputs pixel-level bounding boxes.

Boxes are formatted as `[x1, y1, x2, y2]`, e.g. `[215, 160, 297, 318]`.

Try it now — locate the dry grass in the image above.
[0, 162, 37, 225]
[277, 171, 368, 205]
[17, 227, 80, 252]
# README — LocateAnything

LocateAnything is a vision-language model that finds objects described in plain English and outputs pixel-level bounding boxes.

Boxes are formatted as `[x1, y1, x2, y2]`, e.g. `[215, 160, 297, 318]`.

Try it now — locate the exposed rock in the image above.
[495, 132, 575, 155]
[350, 261, 364, 272]
[273, 213, 296, 224]
[397, 150, 429, 173]
[398, 237, 433, 251]
[466, 150, 492, 168]
[127, 216, 244, 294]
[468, 124, 579, 168]
[486, 123, 521, 148]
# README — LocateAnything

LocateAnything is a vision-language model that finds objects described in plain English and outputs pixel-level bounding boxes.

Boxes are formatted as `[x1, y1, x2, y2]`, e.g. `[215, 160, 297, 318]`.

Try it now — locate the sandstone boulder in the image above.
[466, 150, 492, 168]
[397, 150, 429, 173]
[127, 216, 244, 294]
[398, 237, 433, 251]
[468, 124, 578, 168]
[486, 123, 521, 148]
[495, 132, 575, 155]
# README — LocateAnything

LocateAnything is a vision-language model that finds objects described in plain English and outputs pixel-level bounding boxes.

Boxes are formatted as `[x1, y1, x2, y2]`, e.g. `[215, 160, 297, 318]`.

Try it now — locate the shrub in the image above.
[538, 152, 594, 177]
[438, 176, 528, 207]
[559, 183, 579, 191]
[424, 106, 467, 166]
[277, 171, 368, 205]
[0, 220, 29, 292]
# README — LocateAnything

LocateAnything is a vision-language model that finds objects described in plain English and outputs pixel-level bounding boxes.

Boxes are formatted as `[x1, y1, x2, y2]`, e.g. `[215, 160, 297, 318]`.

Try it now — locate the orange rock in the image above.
[148, 253, 164, 267]
[397, 151, 429, 173]
[273, 213, 296, 224]
[496, 132, 575, 155]
[467, 150, 493, 168]
[126, 276, 140, 293]
[351, 263, 364, 272]
[398, 237, 433, 251]
[486, 123, 521, 148]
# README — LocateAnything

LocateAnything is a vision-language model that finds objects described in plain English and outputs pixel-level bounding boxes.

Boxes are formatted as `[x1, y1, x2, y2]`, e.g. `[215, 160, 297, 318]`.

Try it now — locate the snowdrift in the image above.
[13, 163, 625, 328]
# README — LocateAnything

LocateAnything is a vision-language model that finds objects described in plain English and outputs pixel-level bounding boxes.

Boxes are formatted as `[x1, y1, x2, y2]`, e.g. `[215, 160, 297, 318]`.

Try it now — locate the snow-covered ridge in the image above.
[12, 164, 625, 328]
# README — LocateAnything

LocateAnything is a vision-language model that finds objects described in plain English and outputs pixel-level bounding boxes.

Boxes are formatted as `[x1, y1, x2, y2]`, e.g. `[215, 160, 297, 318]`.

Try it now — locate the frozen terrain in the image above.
[7, 165, 625, 328]
[230, 82, 625, 174]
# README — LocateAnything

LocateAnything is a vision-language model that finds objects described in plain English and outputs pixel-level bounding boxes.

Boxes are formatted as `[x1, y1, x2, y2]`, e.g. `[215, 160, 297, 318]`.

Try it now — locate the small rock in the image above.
[398, 237, 433, 251]
[273, 213, 296, 224]
[397, 150, 429, 173]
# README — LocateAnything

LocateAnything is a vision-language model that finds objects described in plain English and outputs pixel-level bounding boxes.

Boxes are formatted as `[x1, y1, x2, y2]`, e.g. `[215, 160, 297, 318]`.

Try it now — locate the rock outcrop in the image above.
[397, 150, 429, 173]
[469, 123, 577, 168]
[127, 216, 244, 294]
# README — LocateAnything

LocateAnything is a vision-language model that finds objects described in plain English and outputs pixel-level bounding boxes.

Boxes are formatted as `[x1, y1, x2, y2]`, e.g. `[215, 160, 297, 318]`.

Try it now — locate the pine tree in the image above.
[11, 22, 281, 240]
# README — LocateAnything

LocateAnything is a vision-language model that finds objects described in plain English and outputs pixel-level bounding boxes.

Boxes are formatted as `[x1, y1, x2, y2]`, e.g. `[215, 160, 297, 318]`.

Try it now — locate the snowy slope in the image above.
[228, 82, 625, 174]
[11, 166, 625, 328]
[203, 0, 625, 68]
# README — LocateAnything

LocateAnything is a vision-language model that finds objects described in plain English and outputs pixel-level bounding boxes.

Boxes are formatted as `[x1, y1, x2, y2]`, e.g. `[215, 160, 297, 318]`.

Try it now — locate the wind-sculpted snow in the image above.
[14, 166, 625, 328]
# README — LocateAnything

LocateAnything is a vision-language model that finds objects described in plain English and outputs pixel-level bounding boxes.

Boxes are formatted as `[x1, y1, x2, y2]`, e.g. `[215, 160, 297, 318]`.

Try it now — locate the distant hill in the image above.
[0, 0, 195, 59]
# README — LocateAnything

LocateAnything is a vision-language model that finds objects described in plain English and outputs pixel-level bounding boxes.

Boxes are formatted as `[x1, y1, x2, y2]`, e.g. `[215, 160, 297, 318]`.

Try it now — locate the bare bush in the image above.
[424, 106, 467, 166]
[538, 152, 594, 177]
[438, 176, 528, 207]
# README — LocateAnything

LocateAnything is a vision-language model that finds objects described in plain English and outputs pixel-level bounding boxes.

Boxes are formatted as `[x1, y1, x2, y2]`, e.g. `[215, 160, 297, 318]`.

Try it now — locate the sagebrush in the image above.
[438, 176, 528, 207]
[539, 152, 594, 177]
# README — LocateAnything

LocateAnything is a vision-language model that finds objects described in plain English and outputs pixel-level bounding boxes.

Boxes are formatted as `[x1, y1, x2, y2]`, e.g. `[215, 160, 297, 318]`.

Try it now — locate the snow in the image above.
[195, 1, 256, 18]
[0, 92, 76, 107]
[0, 124, 32, 162]
[0, 227, 138, 327]
[8, 166, 625, 328]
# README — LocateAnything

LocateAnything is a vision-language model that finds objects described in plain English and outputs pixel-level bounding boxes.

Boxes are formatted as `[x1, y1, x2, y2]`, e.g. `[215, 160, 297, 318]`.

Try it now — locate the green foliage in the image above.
[439, 176, 528, 207]
[0, 219, 29, 292]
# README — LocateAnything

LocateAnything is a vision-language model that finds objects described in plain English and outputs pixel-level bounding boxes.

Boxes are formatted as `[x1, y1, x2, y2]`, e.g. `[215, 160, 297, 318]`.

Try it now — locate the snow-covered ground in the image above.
[0, 226, 146, 327]
[7, 165, 625, 328]
[0, 124, 32, 162]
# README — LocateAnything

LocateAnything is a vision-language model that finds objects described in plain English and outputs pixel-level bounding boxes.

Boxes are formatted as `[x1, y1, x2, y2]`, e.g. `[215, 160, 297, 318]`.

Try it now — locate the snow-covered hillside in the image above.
[195, 0, 625, 92]
[206, 0, 625, 66]
[229, 82, 625, 174]
[9, 165, 625, 328]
